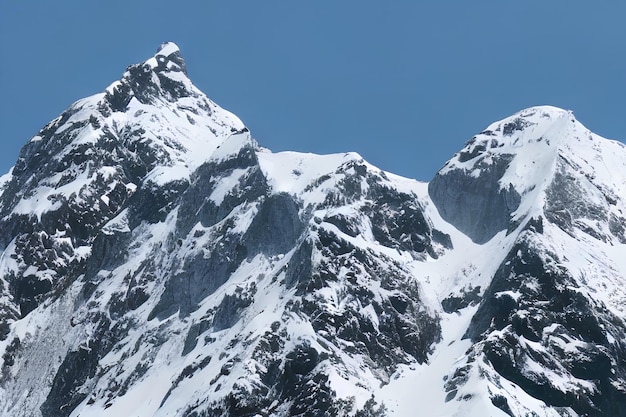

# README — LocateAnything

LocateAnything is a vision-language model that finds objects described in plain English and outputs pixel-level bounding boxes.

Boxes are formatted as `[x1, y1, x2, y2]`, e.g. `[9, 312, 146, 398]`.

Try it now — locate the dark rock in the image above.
[429, 154, 520, 244]
[243, 193, 303, 256]
[149, 235, 248, 319]
[466, 235, 626, 416]
[490, 394, 514, 417]
[502, 117, 533, 136]
[442, 286, 481, 313]
[40, 314, 116, 417]
[212, 284, 256, 331]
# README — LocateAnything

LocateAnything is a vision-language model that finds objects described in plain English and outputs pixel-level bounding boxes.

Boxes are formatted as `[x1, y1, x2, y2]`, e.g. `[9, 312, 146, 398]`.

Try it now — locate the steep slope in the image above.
[0, 41, 244, 320]
[0, 43, 451, 417]
[1, 43, 626, 417]
[428, 106, 626, 416]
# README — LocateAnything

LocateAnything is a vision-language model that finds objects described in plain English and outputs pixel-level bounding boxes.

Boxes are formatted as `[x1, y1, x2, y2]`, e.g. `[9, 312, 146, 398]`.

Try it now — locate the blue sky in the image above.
[2, 1, 625, 180]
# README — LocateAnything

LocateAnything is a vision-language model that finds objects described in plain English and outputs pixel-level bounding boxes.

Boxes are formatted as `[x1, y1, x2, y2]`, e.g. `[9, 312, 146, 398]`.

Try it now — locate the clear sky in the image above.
[2, 1, 626, 181]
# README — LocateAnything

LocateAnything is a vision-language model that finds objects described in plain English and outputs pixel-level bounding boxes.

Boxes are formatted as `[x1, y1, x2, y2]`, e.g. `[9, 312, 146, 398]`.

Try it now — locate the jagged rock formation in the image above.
[0, 44, 625, 417]
[430, 107, 626, 417]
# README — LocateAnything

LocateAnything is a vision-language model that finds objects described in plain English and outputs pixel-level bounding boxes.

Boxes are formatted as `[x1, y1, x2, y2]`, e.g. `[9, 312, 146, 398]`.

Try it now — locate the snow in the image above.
[12, 163, 121, 218]
[210, 131, 252, 162]
[157, 41, 180, 57]
[258, 150, 361, 194]
[87, 366, 175, 417]
[2, 40, 626, 417]
[128, 103, 246, 186]
[416, 183, 514, 301]
[141, 42, 181, 72]
[0, 167, 13, 196]
[208, 168, 248, 204]
[13, 187, 64, 218]
[105, 80, 122, 95]
[102, 208, 131, 235]
[0, 281, 84, 417]
[378, 306, 504, 417]
[8, 99, 625, 414]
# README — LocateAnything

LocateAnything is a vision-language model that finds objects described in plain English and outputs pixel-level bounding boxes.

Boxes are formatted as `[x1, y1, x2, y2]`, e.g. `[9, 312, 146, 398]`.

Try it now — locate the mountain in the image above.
[0, 43, 625, 417]
[427, 107, 626, 416]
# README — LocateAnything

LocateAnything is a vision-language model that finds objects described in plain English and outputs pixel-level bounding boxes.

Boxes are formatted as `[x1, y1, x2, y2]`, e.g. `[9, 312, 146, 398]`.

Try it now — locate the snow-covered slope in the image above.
[430, 106, 626, 245]
[429, 106, 626, 416]
[0, 45, 625, 417]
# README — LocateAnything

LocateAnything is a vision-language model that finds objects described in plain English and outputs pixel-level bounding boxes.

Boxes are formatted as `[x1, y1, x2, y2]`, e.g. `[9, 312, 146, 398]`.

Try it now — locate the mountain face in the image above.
[428, 107, 626, 416]
[0, 44, 625, 417]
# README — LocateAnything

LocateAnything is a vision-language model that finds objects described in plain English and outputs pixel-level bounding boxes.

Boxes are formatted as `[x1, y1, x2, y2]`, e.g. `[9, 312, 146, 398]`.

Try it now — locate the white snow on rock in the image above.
[0, 39, 625, 417]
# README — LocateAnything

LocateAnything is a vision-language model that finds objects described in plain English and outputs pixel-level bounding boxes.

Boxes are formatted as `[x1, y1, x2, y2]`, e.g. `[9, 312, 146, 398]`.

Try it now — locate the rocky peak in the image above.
[0, 43, 453, 417]
[427, 105, 625, 244]
[440, 106, 576, 185]
[104, 42, 194, 109]
[0, 43, 250, 319]
[145, 42, 187, 75]
[480, 106, 572, 144]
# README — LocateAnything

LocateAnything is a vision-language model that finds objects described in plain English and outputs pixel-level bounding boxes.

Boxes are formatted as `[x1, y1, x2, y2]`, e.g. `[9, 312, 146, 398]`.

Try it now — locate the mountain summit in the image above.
[149, 42, 188, 74]
[0, 44, 625, 417]
[431, 105, 626, 245]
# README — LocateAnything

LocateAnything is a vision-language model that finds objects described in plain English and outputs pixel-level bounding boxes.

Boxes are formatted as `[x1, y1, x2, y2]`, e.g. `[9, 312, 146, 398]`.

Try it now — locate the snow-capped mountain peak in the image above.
[440, 106, 575, 191]
[429, 105, 626, 245]
[1, 44, 626, 417]
[0, 44, 251, 321]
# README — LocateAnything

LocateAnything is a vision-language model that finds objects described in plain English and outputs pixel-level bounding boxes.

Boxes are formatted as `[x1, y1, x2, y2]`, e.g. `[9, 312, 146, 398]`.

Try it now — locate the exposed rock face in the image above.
[0, 43, 448, 417]
[0, 46, 626, 417]
[463, 233, 626, 416]
[429, 152, 520, 244]
[431, 106, 626, 417]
